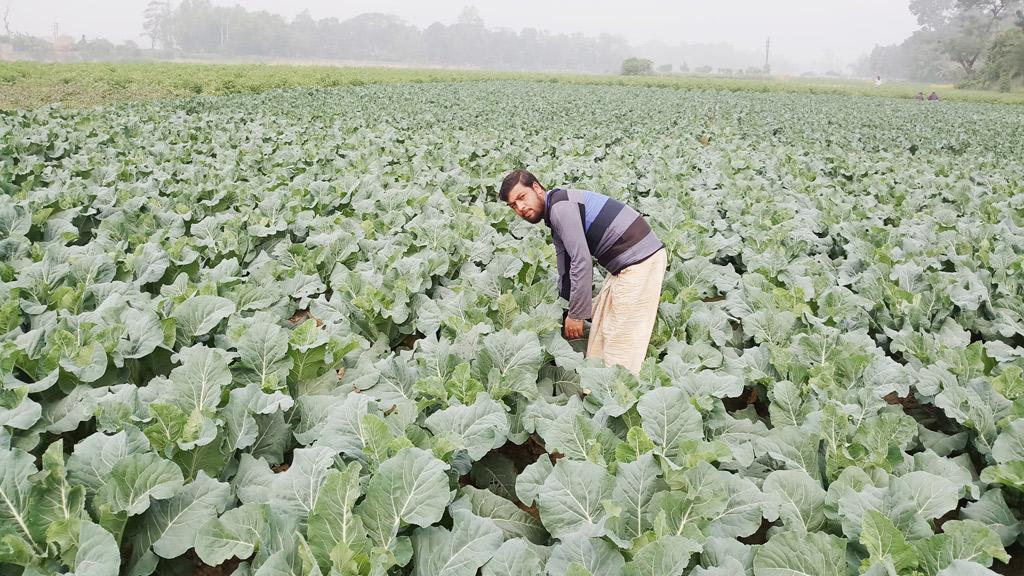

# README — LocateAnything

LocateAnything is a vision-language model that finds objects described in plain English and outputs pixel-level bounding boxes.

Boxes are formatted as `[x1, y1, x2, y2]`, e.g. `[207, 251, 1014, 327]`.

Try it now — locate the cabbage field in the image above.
[1, 81, 1023, 576]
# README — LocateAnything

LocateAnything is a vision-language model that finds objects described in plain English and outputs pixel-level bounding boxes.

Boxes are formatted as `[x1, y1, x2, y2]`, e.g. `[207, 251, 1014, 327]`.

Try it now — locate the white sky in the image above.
[4, 0, 920, 69]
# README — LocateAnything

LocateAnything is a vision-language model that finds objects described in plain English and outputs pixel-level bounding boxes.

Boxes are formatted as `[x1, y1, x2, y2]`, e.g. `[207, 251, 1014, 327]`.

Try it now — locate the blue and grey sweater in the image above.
[543, 188, 664, 320]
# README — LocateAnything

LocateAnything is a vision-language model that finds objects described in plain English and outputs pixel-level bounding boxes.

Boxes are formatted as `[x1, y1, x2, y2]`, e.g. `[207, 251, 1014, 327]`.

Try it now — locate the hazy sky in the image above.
[5, 0, 920, 68]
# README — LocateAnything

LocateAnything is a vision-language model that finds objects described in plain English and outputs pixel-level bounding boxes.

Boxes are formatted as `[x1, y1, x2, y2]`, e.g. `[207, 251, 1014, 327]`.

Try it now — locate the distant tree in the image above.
[657, 63, 672, 73]
[143, 0, 174, 50]
[978, 26, 1024, 88]
[451, 7, 488, 66]
[289, 10, 318, 57]
[2, 1, 12, 38]
[338, 13, 417, 61]
[151, 2, 653, 74]
[170, 0, 222, 54]
[621, 57, 653, 75]
[457, 6, 485, 27]
[596, 33, 630, 72]
[8, 32, 50, 57]
[959, 0, 1019, 19]
[696, 65, 713, 74]
[77, 37, 116, 59]
[864, 31, 962, 82]
[680, 61, 689, 73]
[221, 8, 291, 57]
[909, 0, 957, 30]
[717, 67, 733, 75]
[909, 0, 1022, 74]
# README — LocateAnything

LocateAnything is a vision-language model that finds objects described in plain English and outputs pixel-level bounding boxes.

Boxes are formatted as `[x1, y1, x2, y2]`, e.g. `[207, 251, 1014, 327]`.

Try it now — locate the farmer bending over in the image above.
[499, 170, 667, 375]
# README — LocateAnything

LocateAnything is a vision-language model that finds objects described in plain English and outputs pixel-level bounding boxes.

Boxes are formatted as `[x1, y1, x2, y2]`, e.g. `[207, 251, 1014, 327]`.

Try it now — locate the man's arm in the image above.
[552, 234, 570, 302]
[549, 202, 593, 321]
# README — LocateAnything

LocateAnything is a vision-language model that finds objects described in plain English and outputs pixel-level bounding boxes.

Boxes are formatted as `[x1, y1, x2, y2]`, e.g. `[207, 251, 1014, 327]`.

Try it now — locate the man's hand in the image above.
[563, 317, 585, 340]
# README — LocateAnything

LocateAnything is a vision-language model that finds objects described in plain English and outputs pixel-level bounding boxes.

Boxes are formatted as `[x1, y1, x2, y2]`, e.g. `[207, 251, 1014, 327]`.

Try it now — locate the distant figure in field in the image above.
[928, 91, 940, 101]
[916, 92, 925, 101]
[875, 75, 882, 87]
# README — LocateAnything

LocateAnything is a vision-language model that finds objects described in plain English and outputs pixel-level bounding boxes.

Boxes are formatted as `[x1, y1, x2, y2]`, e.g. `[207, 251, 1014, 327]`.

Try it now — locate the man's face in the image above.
[506, 182, 545, 224]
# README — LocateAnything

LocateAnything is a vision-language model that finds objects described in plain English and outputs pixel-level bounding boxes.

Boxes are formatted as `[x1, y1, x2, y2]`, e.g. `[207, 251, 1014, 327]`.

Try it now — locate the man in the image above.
[499, 169, 667, 375]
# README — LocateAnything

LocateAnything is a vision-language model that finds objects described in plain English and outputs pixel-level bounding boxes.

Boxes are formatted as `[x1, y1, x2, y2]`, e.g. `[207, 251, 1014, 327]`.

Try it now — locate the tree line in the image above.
[138, 1, 633, 74]
[859, 0, 1024, 89]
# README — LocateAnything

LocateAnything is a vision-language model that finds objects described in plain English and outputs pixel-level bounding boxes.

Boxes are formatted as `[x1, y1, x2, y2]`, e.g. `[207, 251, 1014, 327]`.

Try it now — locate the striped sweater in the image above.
[543, 188, 664, 320]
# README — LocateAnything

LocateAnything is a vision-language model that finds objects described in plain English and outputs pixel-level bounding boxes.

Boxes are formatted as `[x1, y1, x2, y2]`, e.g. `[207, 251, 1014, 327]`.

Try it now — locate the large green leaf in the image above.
[637, 386, 702, 460]
[172, 295, 236, 345]
[961, 489, 1022, 547]
[302, 393, 375, 460]
[481, 538, 551, 576]
[131, 472, 232, 560]
[991, 418, 1024, 464]
[664, 462, 763, 539]
[195, 502, 269, 566]
[860, 509, 918, 574]
[0, 388, 41, 431]
[411, 509, 502, 576]
[357, 447, 451, 549]
[169, 344, 234, 414]
[233, 319, 293, 390]
[73, 520, 121, 576]
[915, 520, 1009, 575]
[545, 533, 624, 576]
[605, 454, 662, 547]
[0, 448, 41, 557]
[889, 471, 961, 521]
[235, 446, 336, 518]
[67, 427, 151, 494]
[473, 330, 543, 400]
[96, 452, 185, 515]
[163, 344, 234, 450]
[622, 536, 701, 576]
[450, 486, 546, 544]
[752, 530, 846, 576]
[423, 393, 509, 460]
[515, 456, 553, 507]
[580, 364, 641, 417]
[536, 459, 614, 538]
[761, 469, 827, 533]
[40, 385, 106, 434]
[26, 440, 84, 561]
[307, 462, 369, 571]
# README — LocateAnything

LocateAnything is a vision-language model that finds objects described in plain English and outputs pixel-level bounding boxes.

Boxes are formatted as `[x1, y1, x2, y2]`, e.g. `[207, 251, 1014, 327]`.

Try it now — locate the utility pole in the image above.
[764, 36, 771, 74]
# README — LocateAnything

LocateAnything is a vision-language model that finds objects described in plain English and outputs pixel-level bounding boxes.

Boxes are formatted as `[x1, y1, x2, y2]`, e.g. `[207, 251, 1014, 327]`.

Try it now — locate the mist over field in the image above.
[4, 0, 921, 74]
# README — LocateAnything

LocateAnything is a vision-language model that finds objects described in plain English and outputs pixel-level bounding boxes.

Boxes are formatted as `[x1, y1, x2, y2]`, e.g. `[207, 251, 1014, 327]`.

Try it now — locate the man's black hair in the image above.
[499, 170, 542, 202]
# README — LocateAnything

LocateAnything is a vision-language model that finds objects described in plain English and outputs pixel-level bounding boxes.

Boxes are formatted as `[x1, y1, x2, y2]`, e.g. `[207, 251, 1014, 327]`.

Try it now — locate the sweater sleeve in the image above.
[552, 234, 570, 302]
[549, 202, 594, 321]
